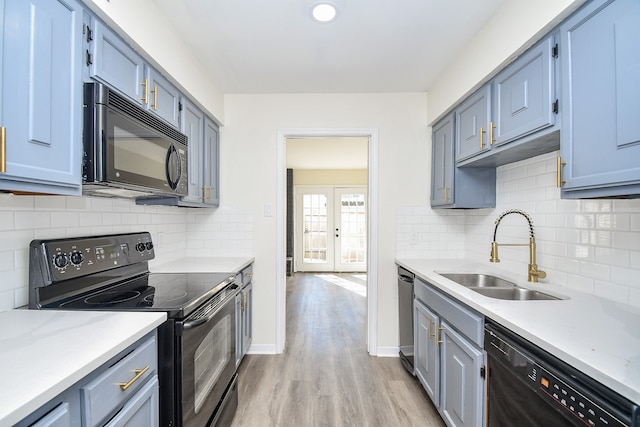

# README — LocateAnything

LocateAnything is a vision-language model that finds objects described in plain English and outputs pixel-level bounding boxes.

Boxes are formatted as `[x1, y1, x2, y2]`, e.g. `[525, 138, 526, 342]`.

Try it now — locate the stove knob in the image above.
[135, 243, 146, 252]
[145, 242, 154, 251]
[54, 253, 69, 269]
[70, 250, 84, 266]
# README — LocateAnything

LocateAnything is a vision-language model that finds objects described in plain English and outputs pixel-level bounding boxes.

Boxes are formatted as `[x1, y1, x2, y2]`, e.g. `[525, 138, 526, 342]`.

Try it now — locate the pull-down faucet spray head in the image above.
[490, 209, 546, 282]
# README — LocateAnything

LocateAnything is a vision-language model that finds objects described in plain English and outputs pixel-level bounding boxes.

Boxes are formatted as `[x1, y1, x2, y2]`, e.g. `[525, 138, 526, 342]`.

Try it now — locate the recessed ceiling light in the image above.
[312, 3, 337, 23]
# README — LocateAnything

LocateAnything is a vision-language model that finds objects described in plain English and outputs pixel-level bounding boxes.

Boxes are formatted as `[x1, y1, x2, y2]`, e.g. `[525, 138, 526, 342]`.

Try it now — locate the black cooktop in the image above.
[44, 272, 235, 319]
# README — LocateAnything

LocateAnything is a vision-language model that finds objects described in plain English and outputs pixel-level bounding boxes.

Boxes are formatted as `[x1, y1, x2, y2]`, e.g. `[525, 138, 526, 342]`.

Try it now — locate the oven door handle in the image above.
[183, 285, 239, 330]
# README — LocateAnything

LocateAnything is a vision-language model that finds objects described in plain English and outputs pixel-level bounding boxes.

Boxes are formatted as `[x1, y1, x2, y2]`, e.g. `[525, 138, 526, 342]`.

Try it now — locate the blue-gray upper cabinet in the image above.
[0, 0, 83, 196]
[89, 20, 145, 104]
[493, 36, 556, 147]
[455, 86, 491, 163]
[181, 98, 205, 204]
[559, 0, 640, 198]
[203, 118, 220, 207]
[431, 114, 496, 208]
[456, 36, 560, 167]
[89, 20, 180, 128]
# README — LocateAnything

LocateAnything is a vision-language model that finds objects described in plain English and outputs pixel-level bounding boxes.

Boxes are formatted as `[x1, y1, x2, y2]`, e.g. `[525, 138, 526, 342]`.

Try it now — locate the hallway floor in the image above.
[230, 273, 445, 427]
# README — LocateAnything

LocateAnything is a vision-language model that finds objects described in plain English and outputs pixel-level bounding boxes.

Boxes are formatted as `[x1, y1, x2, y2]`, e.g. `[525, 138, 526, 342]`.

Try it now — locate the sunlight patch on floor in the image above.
[315, 274, 367, 297]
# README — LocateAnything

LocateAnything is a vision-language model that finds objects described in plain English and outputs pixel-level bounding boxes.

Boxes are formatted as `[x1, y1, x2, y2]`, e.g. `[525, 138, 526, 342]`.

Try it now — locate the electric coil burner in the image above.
[29, 232, 240, 427]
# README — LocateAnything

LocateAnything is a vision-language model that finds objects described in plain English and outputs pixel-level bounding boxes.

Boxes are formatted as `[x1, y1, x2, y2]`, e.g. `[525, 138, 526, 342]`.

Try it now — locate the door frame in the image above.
[276, 128, 379, 355]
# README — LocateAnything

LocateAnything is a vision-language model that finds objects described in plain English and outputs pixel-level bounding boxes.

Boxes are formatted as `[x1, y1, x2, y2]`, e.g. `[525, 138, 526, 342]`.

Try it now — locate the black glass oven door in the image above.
[179, 293, 237, 427]
[104, 107, 180, 194]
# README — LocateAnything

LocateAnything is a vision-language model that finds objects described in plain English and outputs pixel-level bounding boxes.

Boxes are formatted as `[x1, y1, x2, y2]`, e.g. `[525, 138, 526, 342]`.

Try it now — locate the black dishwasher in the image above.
[485, 320, 639, 427]
[397, 266, 415, 374]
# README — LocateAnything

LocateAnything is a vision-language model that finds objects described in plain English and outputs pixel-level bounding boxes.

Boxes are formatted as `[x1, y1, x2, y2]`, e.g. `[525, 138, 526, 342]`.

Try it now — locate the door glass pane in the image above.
[303, 194, 328, 264]
[339, 193, 366, 264]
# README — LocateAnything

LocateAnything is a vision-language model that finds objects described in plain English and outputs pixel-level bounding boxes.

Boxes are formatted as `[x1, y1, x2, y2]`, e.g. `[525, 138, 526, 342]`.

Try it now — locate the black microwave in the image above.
[82, 82, 188, 198]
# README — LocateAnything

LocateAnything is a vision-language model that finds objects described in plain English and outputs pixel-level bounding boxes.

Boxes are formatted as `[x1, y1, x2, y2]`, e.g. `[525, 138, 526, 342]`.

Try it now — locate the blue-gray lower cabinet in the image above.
[0, 0, 83, 195]
[431, 114, 496, 208]
[559, 0, 640, 198]
[413, 277, 485, 427]
[439, 321, 485, 427]
[15, 333, 159, 427]
[414, 299, 440, 405]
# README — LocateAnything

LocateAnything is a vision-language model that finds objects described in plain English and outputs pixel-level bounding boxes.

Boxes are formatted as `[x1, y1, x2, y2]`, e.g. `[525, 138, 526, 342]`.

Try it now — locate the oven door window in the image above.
[180, 297, 236, 427]
[105, 108, 174, 192]
[194, 316, 230, 414]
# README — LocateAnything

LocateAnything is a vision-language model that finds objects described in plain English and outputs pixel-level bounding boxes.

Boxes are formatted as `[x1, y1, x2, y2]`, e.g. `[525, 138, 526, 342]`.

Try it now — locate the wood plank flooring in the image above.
[230, 273, 445, 427]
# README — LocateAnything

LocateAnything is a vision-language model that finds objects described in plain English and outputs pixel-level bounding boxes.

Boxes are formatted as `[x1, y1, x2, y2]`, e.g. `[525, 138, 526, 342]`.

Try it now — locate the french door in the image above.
[295, 186, 367, 272]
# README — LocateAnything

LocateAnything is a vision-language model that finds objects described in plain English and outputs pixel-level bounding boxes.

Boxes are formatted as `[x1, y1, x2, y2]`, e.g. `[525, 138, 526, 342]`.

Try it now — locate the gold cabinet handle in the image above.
[557, 156, 567, 188]
[0, 127, 6, 173]
[118, 365, 150, 391]
[490, 122, 496, 145]
[428, 318, 435, 339]
[151, 86, 158, 110]
[479, 127, 486, 148]
[437, 326, 444, 346]
[444, 186, 450, 203]
[141, 79, 149, 104]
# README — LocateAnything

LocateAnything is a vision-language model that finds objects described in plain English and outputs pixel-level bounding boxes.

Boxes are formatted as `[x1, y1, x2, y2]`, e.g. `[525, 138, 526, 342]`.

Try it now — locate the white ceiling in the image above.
[152, 0, 506, 94]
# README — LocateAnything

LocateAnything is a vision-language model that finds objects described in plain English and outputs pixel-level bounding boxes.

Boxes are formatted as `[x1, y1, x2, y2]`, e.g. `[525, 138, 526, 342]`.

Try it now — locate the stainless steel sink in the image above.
[439, 272, 562, 301]
[471, 287, 559, 301]
[439, 273, 516, 288]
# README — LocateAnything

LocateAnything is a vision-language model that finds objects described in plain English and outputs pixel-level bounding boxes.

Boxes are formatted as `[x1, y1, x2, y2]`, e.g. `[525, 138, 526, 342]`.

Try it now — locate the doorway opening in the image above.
[276, 129, 379, 355]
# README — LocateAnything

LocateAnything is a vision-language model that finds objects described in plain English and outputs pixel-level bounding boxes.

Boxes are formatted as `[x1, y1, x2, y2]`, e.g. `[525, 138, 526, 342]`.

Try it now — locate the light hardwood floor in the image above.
[230, 273, 445, 427]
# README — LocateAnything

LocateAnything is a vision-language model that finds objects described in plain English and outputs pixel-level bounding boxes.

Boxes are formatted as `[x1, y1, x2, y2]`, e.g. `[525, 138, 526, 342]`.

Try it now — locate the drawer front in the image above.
[241, 264, 253, 287]
[81, 335, 157, 427]
[415, 278, 483, 346]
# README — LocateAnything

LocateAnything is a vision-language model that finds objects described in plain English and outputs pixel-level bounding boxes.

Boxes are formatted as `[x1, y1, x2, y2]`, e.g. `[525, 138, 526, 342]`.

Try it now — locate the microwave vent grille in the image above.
[108, 90, 188, 146]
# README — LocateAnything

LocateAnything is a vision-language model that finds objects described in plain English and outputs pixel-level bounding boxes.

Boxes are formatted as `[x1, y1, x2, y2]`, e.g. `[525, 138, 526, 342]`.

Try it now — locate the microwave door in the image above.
[106, 108, 175, 194]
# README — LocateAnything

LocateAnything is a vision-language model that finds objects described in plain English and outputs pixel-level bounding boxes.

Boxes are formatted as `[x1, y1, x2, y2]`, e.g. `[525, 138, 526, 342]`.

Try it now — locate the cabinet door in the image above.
[147, 68, 180, 128]
[0, 0, 83, 195]
[91, 20, 145, 104]
[203, 118, 220, 207]
[455, 86, 491, 162]
[181, 99, 205, 203]
[431, 114, 454, 207]
[414, 299, 440, 406]
[440, 322, 485, 427]
[31, 403, 71, 427]
[493, 36, 556, 146]
[560, 0, 640, 197]
[104, 376, 159, 427]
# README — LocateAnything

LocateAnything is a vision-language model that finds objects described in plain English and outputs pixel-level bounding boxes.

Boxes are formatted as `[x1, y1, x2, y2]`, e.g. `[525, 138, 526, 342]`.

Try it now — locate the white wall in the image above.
[397, 151, 640, 308]
[222, 93, 429, 351]
[427, 0, 585, 123]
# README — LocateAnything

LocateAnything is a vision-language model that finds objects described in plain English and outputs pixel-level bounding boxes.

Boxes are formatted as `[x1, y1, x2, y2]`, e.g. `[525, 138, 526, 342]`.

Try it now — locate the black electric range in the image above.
[28, 232, 241, 427]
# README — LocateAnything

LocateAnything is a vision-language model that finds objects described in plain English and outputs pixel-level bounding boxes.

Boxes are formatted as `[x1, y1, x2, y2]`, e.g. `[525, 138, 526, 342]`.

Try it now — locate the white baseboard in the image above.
[246, 343, 279, 355]
[376, 346, 400, 357]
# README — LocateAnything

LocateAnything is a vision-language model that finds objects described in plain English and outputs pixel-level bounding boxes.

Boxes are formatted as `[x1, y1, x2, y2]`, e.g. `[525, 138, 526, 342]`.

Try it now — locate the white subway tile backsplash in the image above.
[398, 150, 640, 307]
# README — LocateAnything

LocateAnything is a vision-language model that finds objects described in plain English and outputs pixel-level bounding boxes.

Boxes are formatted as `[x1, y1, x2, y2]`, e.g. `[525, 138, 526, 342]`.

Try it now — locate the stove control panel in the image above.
[30, 232, 155, 284]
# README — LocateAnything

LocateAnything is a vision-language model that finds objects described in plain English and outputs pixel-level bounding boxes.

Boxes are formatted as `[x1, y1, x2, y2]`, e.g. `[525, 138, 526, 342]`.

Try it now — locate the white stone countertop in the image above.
[151, 257, 254, 274]
[0, 310, 166, 426]
[395, 258, 640, 405]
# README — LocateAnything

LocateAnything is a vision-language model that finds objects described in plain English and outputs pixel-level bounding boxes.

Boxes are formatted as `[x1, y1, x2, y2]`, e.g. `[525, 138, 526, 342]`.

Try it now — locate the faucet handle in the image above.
[528, 264, 546, 282]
